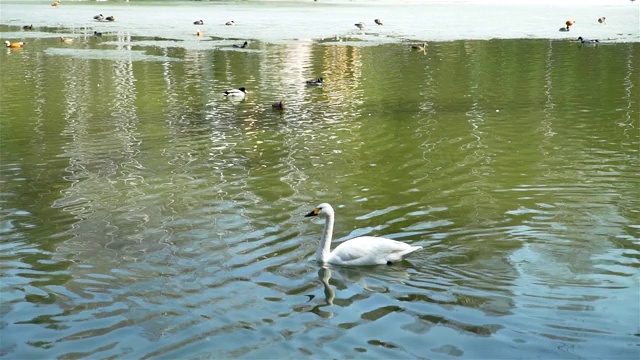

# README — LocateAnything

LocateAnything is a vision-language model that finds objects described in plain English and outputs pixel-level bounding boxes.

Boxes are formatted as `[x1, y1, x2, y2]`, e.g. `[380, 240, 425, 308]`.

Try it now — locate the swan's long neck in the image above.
[316, 212, 334, 263]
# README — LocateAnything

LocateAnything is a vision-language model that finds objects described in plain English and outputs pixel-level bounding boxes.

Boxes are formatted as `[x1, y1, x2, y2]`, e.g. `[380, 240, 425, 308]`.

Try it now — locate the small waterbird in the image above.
[223, 87, 248, 98]
[194, 19, 204, 25]
[22, 24, 33, 30]
[5, 41, 26, 48]
[410, 42, 427, 51]
[272, 100, 285, 110]
[355, 22, 365, 30]
[225, 20, 235, 26]
[374, 18, 383, 25]
[306, 77, 324, 86]
[232, 41, 248, 48]
[106, 16, 115, 22]
[597, 17, 606, 24]
[94, 14, 104, 21]
[94, 31, 103, 37]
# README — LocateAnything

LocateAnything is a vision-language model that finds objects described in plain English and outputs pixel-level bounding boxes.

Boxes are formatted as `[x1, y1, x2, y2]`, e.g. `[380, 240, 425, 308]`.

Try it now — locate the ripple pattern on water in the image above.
[1, 8, 639, 359]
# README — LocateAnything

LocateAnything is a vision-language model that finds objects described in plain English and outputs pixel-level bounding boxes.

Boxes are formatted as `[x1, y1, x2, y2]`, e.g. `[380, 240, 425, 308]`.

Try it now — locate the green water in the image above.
[1, 3, 639, 359]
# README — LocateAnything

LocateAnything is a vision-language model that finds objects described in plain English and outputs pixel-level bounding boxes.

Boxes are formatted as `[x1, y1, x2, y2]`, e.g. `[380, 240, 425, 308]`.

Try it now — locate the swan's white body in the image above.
[305, 203, 422, 266]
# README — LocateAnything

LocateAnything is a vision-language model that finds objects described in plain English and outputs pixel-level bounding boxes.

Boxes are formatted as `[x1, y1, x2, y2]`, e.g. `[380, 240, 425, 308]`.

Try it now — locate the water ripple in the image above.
[1, 13, 638, 360]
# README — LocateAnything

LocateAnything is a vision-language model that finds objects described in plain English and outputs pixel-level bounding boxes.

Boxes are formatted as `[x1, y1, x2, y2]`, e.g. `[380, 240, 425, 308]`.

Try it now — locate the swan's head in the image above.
[305, 203, 334, 218]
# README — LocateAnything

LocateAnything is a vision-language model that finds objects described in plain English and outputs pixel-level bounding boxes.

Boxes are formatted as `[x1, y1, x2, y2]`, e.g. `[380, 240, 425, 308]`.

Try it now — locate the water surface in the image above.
[1, 1, 639, 359]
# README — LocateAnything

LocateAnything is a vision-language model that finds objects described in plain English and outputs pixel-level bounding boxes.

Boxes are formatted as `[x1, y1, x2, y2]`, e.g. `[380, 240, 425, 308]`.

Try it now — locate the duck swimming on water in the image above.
[410, 42, 427, 51]
[223, 87, 248, 98]
[94, 14, 104, 21]
[306, 77, 324, 86]
[5, 41, 26, 48]
[305, 203, 423, 266]
[272, 100, 285, 110]
[577, 36, 599, 44]
[233, 41, 248, 48]
[194, 19, 204, 25]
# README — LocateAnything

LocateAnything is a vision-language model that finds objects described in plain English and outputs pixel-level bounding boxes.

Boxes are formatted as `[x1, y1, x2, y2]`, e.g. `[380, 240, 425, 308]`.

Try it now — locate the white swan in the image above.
[305, 203, 423, 266]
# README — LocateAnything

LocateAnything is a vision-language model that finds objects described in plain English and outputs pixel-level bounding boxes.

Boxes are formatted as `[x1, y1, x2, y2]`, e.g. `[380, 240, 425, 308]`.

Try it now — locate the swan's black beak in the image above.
[305, 208, 319, 217]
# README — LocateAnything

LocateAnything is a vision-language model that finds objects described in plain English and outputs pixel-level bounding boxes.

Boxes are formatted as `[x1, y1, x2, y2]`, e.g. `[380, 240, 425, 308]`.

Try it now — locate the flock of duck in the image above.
[6, 2, 243, 48]
[206, 18, 323, 106]
[5, 9, 611, 50]
[222, 77, 323, 110]
[11, 16, 424, 267]
[2, 7, 611, 111]
[92, 14, 116, 22]
[353, 19, 426, 50]
[192, 19, 242, 38]
[558, 17, 606, 44]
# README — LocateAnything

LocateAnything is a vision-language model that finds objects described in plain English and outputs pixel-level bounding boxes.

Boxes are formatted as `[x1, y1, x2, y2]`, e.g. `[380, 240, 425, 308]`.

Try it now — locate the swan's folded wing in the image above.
[329, 237, 421, 265]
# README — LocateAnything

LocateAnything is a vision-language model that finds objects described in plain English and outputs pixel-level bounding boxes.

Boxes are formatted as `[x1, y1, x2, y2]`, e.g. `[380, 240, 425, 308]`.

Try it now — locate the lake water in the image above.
[1, 0, 639, 359]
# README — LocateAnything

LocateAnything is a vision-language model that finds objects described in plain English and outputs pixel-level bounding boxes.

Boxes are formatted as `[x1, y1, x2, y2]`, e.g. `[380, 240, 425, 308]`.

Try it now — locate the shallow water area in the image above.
[44, 47, 182, 61]
[1, 0, 639, 360]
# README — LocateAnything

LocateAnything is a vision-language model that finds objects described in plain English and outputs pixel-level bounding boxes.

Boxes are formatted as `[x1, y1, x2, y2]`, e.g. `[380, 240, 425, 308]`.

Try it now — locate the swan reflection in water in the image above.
[305, 267, 336, 318]
[303, 265, 418, 318]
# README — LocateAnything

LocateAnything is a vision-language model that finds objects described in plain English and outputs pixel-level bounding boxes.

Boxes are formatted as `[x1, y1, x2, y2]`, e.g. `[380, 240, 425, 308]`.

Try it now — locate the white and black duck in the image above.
[223, 87, 248, 98]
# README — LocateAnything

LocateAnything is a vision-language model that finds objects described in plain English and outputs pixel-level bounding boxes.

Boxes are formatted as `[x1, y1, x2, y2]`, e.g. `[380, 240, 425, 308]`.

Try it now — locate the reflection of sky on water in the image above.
[1, 0, 639, 44]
